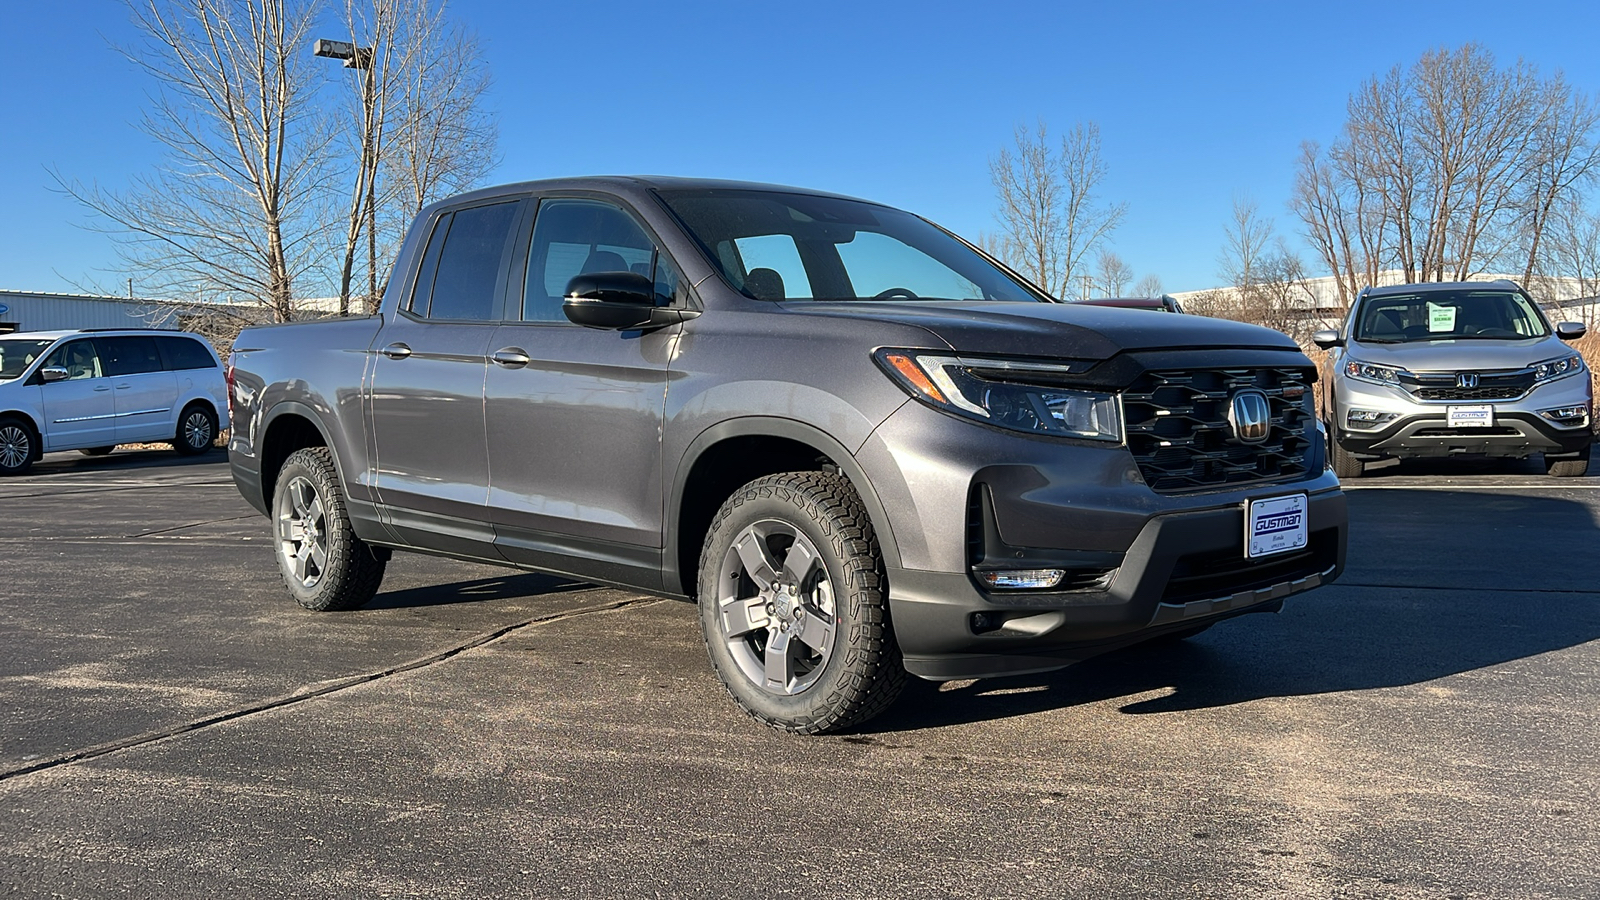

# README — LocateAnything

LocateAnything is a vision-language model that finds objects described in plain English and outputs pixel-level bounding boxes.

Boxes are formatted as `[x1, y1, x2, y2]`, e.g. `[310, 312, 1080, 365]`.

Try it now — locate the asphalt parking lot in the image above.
[2, 449, 1597, 899]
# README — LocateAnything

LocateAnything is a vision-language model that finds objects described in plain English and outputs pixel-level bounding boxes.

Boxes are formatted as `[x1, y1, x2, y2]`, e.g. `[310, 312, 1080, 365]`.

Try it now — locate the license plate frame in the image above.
[1245, 493, 1309, 559]
[1446, 404, 1494, 428]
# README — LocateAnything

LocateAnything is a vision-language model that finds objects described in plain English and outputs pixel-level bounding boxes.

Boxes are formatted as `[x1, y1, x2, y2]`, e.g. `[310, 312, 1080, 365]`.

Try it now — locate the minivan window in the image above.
[98, 336, 164, 376]
[157, 336, 216, 370]
[1355, 290, 1550, 343]
[524, 199, 659, 322]
[422, 200, 520, 320]
[657, 189, 1046, 303]
[39, 340, 103, 381]
[0, 338, 55, 380]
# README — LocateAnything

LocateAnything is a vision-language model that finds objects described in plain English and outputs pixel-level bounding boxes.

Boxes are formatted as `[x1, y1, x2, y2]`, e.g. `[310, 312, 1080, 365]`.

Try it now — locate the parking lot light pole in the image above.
[313, 38, 377, 316]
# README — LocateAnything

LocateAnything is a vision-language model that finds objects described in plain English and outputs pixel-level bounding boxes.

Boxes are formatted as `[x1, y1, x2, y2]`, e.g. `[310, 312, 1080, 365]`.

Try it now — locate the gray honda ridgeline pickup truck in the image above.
[227, 177, 1348, 733]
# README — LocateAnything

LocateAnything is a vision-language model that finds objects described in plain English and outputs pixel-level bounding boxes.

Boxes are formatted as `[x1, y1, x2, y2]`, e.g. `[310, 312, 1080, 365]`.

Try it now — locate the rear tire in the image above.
[1546, 445, 1591, 478]
[698, 471, 906, 734]
[0, 416, 36, 476]
[1330, 436, 1364, 479]
[273, 447, 387, 611]
[173, 403, 217, 455]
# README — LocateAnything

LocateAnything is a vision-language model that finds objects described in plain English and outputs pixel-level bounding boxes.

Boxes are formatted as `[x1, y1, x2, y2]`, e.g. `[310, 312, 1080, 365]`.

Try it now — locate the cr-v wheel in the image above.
[698, 472, 905, 734]
[1546, 445, 1591, 478]
[273, 447, 387, 611]
[0, 416, 35, 476]
[1329, 435, 1364, 479]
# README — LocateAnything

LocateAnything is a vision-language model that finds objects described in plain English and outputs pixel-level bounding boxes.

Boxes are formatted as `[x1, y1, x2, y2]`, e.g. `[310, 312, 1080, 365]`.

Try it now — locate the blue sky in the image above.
[4, 0, 1600, 298]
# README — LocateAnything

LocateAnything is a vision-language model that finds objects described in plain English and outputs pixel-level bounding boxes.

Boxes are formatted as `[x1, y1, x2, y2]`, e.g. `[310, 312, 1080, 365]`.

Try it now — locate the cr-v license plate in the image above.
[1246, 493, 1308, 559]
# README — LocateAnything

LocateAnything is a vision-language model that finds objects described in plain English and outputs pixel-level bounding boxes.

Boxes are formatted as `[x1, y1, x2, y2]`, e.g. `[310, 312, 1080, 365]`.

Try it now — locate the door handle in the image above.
[94, 385, 110, 392]
[491, 347, 531, 367]
[115, 384, 131, 390]
[381, 342, 412, 360]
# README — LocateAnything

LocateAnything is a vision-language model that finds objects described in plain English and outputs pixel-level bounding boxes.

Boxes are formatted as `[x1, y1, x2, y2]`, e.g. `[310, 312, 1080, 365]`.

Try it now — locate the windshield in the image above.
[1353, 290, 1550, 343]
[0, 339, 55, 380]
[655, 189, 1048, 303]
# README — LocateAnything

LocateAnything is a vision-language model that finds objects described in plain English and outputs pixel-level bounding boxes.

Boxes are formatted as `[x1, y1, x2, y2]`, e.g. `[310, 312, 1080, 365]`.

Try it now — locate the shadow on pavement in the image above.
[865, 487, 1600, 733]
[27, 446, 227, 476]
[363, 572, 592, 609]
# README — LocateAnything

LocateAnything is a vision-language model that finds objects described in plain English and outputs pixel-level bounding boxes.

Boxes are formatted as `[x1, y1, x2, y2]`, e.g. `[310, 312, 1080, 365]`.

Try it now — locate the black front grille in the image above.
[1163, 529, 1339, 605]
[1123, 368, 1314, 494]
[1403, 370, 1533, 402]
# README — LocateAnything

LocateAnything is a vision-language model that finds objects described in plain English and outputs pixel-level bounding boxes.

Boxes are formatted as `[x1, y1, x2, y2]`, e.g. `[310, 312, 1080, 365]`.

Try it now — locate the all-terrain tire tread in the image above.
[278, 447, 386, 611]
[698, 471, 906, 734]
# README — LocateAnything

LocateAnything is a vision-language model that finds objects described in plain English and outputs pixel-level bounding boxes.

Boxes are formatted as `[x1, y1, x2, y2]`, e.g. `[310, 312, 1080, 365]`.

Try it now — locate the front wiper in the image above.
[1357, 337, 1405, 344]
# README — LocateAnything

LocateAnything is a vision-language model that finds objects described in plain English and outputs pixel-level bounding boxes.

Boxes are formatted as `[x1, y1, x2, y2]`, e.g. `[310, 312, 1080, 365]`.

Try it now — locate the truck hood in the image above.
[782, 301, 1300, 359]
[1347, 335, 1571, 372]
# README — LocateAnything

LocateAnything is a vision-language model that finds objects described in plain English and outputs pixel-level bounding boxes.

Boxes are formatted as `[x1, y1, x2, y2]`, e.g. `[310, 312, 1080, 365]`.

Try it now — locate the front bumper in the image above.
[853, 400, 1347, 680]
[1333, 373, 1592, 459]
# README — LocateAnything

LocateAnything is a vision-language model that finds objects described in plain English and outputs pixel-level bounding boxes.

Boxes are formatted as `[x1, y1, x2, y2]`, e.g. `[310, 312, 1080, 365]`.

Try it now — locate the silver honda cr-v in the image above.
[1315, 281, 1593, 477]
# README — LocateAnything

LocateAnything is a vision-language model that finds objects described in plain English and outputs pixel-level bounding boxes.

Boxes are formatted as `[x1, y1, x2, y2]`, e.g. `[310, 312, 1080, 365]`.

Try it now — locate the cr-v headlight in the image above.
[874, 349, 1122, 441]
[1533, 353, 1584, 383]
[1343, 359, 1407, 385]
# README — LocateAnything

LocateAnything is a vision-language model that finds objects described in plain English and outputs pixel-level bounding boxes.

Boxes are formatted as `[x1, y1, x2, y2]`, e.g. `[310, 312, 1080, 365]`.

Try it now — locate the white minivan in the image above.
[0, 329, 230, 475]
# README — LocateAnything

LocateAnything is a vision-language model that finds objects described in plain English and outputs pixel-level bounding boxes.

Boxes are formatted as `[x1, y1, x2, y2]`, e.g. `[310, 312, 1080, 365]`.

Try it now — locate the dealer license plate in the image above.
[1447, 404, 1494, 428]
[1246, 493, 1308, 559]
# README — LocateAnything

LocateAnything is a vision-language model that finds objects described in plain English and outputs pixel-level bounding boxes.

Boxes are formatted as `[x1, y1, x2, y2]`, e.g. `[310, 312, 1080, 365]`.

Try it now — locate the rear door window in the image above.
[97, 336, 164, 376]
[413, 200, 521, 320]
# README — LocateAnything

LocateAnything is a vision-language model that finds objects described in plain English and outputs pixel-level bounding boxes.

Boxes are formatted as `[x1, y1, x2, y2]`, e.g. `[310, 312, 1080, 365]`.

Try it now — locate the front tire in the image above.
[1546, 445, 1591, 478]
[1330, 436, 1364, 479]
[273, 447, 387, 611]
[0, 416, 36, 476]
[698, 472, 906, 734]
[173, 403, 217, 455]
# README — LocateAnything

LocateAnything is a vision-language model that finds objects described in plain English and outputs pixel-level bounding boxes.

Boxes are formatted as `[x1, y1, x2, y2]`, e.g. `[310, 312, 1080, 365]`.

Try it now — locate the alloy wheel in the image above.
[0, 425, 30, 470]
[715, 518, 837, 696]
[277, 475, 329, 589]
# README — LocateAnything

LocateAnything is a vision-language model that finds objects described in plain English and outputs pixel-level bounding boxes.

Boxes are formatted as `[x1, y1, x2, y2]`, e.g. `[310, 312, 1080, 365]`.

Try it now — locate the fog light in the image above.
[1541, 405, 1589, 425]
[970, 612, 1003, 634]
[1345, 409, 1399, 430]
[976, 568, 1066, 590]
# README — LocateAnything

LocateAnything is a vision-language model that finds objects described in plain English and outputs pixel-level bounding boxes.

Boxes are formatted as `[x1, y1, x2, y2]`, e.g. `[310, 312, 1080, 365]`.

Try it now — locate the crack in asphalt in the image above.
[0, 595, 666, 783]
[0, 481, 236, 500]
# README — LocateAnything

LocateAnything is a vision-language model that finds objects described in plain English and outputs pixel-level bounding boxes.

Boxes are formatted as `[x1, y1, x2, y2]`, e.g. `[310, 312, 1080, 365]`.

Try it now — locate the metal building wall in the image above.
[0, 291, 167, 333]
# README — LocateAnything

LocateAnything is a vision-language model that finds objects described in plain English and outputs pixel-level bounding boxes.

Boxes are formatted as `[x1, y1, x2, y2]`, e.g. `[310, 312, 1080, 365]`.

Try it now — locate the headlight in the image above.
[875, 350, 1122, 441]
[1533, 354, 1584, 383]
[1343, 359, 1406, 385]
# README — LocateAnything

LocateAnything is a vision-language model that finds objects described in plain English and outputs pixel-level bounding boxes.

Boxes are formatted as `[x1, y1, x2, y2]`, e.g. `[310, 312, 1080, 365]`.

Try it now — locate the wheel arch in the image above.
[666, 417, 900, 599]
[258, 402, 339, 510]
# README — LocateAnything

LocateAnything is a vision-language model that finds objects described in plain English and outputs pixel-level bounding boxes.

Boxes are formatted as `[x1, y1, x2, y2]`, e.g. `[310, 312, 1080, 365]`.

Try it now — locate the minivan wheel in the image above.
[698, 472, 906, 734]
[1545, 445, 1591, 478]
[173, 403, 217, 455]
[1330, 437, 1364, 479]
[273, 447, 387, 611]
[0, 417, 35, 476]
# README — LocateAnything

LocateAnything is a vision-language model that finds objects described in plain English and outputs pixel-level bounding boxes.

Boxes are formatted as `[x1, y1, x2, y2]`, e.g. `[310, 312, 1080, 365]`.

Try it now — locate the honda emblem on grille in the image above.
[1228, 390, 1271, 444]
[1457, 373, 1479, 389]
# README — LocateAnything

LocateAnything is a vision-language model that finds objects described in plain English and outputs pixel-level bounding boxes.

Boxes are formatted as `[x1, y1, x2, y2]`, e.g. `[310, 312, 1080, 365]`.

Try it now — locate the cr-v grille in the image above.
[1402, 370, 1534, 402]
[1123, 368, 1313, 494]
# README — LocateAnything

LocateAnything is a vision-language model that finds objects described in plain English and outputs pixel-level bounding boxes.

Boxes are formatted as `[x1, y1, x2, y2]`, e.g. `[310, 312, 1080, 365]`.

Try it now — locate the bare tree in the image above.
[990, 121, 1126, 298]
[1292, 44, 1600, 301]
[1095, 250, 1134, 297]
[54, 0, 330, 323]
[1218, 196, 1274, 288]
[1135, 273, 1164, 296]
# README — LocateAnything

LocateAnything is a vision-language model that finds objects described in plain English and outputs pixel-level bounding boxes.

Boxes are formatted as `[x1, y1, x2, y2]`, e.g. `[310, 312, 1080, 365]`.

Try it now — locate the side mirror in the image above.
[39, 366, 69, 383]
[1311, 329, 1343, 350]
[1556, 321, 1587, 341]
[562, 271, 697, 330]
